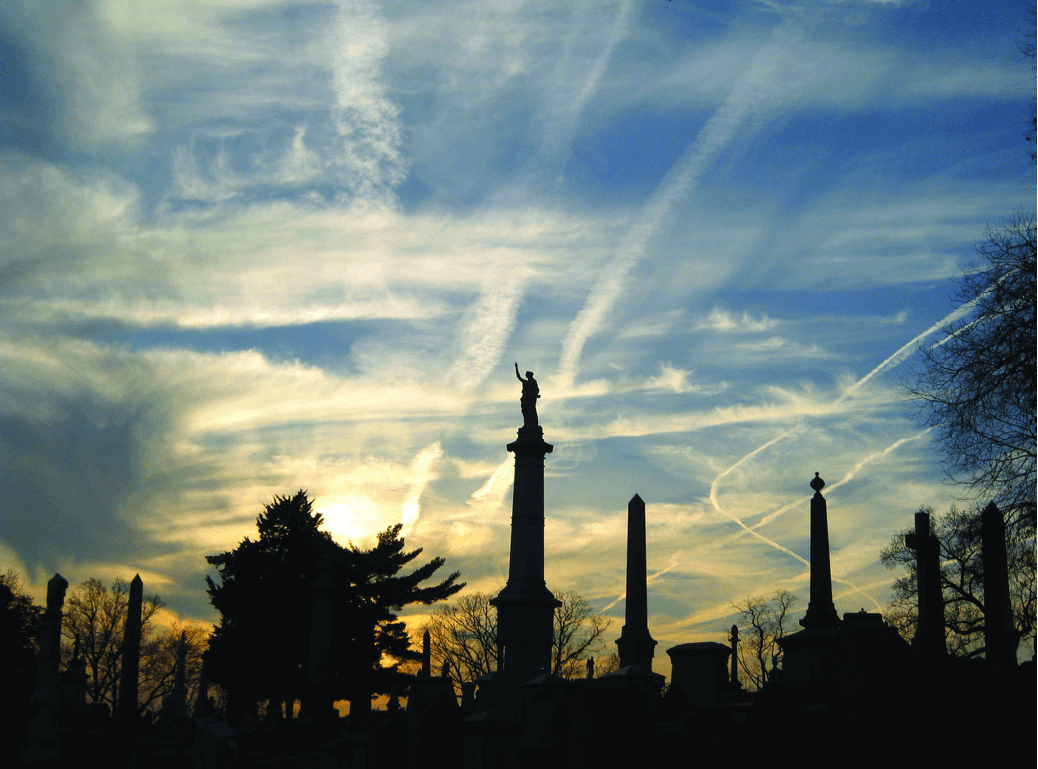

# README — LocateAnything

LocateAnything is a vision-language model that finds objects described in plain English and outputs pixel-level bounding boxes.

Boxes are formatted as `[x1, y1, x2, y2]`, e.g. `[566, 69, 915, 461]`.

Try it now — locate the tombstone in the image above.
[60, 639, 89, 718]
[304, 553, 337, 720]
[120, 574, 144, 718]
[421, 629, 432, 678]
[616, 494, 658, 672]
[666, 642, 732, 705]
[729, 625, 740, 689]
[904, 509, 945, 658]
[981, 502, 1016, 669]
[800, 474, 840, 629]
[22, 573, 69, 763]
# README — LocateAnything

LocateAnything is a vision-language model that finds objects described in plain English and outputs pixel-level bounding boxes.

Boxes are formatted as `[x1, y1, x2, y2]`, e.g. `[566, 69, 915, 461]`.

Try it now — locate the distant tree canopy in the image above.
[204, 491, 463, 718]
[881, 505, 1036, 659]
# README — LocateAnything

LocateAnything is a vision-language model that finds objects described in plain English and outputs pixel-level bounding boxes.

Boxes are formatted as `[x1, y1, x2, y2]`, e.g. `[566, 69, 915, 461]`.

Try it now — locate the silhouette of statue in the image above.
[515, 363, 540, 427]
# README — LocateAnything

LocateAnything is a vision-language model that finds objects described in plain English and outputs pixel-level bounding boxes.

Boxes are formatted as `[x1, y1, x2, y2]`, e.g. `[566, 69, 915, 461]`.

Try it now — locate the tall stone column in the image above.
[305, 553, 337, 720]
[981, 502, 1015, 669]
[799, 474, 840, 629]
[491, 368, 560, 684]
[905, 510, 945, 658]
[120, 574, 144, 717]
[616, 494, 657, 672]
[23, 573, 69, 763]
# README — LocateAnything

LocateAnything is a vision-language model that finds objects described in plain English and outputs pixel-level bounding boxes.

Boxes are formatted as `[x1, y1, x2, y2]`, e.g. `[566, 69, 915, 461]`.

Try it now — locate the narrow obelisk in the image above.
[799, 473, 840, 629]
[616, 494, 657, 671]
[491, 364, 561, 684]
[120, 574, 144, 717]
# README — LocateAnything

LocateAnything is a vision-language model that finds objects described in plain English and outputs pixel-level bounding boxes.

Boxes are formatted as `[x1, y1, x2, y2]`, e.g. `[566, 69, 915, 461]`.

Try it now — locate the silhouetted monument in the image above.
[981, 502, 1015, 669]
[905, 509, 945, 658]
[667, 642, 731, 704]
[799, 473, 840, 629]
[729, 625, 740, 689]
[514, 362, 540, 428]
[305, 553, 337, 719]
[23, 573, 69, 762]
[616, 494, 657, 672]
[119, 574, 144, 718]
[491, 365, 560, 684]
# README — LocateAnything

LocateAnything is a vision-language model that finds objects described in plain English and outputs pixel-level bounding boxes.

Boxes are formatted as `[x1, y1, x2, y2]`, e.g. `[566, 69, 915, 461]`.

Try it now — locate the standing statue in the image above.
[515, 363, 540, 427]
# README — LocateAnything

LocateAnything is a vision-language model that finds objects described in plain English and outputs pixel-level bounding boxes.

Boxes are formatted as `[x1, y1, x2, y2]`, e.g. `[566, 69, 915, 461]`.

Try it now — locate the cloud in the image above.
[0, 2, 152, 150]
[695, 307, 780, 333]
[400, 443, 444, 536]
[331, 0, 406, 207]
[556, 22, 804, 388]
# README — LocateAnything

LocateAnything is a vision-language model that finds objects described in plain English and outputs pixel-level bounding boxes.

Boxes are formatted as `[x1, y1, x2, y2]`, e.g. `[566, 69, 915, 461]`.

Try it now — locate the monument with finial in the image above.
[490, 364, 561, 684]
[800, 473, 840, 629]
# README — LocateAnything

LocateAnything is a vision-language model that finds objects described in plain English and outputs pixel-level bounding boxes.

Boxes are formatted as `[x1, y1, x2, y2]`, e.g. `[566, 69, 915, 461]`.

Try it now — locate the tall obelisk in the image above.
[799, 473, 840, 629]
[616, 494, 657, 671]
[491, 365, 561, 684]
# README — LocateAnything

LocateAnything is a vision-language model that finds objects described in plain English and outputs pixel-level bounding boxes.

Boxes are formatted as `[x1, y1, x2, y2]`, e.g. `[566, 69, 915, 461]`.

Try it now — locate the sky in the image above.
[1, 0, 1034, 679]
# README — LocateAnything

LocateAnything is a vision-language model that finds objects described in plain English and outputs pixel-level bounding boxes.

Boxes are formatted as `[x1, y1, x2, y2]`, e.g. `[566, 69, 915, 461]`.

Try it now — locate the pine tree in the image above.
[204, 491, 463, 718]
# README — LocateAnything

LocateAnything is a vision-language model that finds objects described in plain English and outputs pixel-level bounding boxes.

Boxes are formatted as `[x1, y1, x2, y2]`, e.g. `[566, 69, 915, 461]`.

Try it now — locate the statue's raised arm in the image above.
[514, 362, 540, 428]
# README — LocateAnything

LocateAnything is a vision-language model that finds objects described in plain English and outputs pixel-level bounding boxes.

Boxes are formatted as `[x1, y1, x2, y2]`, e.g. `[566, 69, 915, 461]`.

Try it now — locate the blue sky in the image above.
[1, 0, 1033, 677]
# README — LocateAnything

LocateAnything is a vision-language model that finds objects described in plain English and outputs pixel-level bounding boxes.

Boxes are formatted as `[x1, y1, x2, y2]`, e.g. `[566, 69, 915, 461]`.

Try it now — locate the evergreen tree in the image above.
[204, 491, 463, 718]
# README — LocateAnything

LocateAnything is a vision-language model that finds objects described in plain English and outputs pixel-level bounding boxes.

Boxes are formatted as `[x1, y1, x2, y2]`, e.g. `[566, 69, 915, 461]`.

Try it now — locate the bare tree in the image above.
[881, 505, 1036, 658]
[902, 213, 1036, 520]
[731, 591, 797, 690]
[61, 577, 165, 715]
[424, 589, 612, 689]
[425, 593, 498, 687]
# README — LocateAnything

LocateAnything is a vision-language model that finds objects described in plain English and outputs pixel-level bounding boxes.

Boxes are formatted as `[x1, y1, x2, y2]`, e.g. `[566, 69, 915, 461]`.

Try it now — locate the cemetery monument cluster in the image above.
[17, 367, 1033, 767]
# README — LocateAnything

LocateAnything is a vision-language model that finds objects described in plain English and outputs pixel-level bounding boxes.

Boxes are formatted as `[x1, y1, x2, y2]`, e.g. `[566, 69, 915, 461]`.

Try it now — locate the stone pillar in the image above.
[305, 554, 337, 720]
[981, 502, 1015, 669]
[729, 625, 739, 688]
[490, 421, 561, 685]
[119, 574, 143, 717]
[23, 573, 68, 763]
[905, 510, 945, 658]
[800, 474, 840, 629]
[616, 494, 657, 672]
[421, 629, 431, 678]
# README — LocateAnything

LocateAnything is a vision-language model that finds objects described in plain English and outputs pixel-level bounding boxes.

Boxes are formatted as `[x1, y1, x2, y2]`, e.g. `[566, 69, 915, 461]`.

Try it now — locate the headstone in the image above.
[120, 574, 144, 717]
[616, 494, 658, 672]
[981, 503, 1015, 669]
[22, 573, 69, 762]
[905, 510, 945, 658]
[800, 474, 840, 629]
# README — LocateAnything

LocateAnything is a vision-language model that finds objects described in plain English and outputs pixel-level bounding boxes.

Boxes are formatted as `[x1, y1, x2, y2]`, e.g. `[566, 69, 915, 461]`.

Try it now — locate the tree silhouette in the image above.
[425, 590, 612, 690]
[61, 577, 167, 715]
[903, 213, 1036, 520]
[881, 505, 1036, 658]
[0, 571, 40, 765]
[731, 591, 797, 690]
[204, 490, 462, 719]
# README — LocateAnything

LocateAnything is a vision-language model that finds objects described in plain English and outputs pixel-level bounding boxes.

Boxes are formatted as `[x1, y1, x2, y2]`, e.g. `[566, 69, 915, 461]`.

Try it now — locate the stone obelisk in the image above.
[799, 474, 840, 629]
[120, 574, 144, 717]
[491, 364, 561, 684]
[616, 494, 657, 671]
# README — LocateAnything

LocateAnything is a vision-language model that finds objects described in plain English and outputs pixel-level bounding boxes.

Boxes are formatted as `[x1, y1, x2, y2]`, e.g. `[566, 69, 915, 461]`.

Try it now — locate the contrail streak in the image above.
[557, 25, 798, 388]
